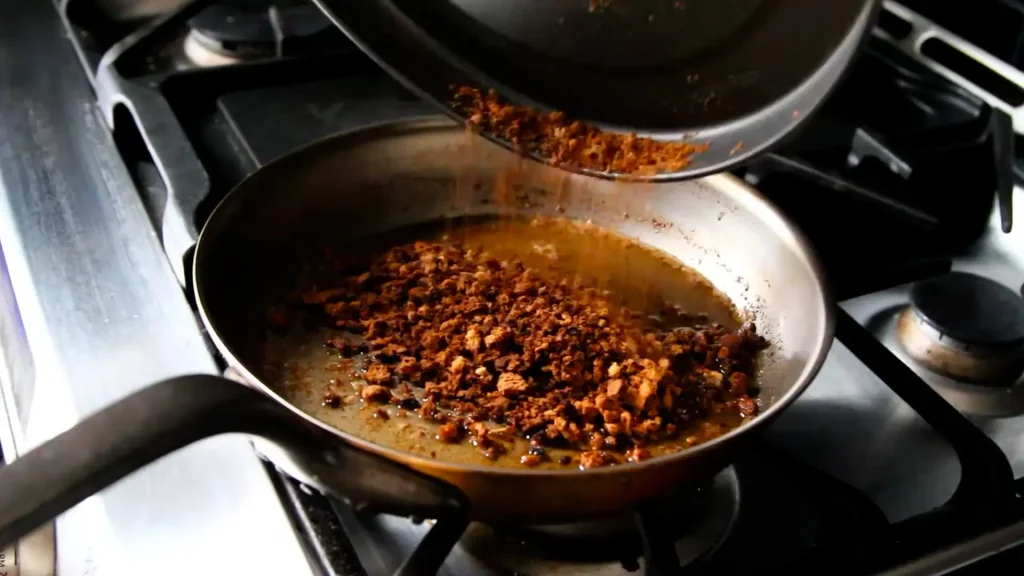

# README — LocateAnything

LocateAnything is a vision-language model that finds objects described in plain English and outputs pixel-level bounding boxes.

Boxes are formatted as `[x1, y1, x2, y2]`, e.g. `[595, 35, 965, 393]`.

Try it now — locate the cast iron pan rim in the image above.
[308, 0, 880, 182]
[192, 117, 836, 478]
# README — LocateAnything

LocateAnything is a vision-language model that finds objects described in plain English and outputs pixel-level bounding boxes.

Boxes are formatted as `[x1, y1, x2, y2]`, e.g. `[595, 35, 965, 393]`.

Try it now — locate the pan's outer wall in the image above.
[193, 119, 834, 523]
[310, 0, 880, 181]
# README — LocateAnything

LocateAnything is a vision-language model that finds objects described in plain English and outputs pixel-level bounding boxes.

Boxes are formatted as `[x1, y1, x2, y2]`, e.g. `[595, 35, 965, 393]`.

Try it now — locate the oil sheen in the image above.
[261, 216, 748, 470]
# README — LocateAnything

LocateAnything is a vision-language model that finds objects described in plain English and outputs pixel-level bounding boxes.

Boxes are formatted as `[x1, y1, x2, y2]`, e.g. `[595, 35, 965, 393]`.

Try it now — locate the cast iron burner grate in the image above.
[740, 39, 1015, 278]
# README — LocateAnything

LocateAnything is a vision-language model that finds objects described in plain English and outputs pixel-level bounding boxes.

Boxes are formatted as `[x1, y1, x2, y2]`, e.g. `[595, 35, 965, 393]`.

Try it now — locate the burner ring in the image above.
[897, 272, 1024, 384]
[459, 466, 740, 572]
[896, 308, 1024, 383]
[184, 1, 333, 64]
[188, 2, 331, 45]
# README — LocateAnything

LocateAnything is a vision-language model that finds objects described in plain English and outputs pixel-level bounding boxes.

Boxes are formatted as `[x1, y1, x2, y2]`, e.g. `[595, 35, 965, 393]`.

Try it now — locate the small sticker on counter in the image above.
[0, 543, 16, 576]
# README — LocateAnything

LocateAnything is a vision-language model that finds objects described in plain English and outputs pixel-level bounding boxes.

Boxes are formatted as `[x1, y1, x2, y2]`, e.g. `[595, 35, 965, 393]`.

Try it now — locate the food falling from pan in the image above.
[263, 215, 769, 470]
[450, 86, 710, 177]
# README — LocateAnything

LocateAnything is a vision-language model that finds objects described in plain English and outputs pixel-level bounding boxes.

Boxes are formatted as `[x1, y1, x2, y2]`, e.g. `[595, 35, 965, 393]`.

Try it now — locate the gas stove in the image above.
[2, 1, 1024, 575]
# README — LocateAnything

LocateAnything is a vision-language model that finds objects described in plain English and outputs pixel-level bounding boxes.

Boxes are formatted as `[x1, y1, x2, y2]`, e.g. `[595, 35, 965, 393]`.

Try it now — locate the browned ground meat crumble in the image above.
[451, 86, 710, 176]
[293, 241, 768, 468]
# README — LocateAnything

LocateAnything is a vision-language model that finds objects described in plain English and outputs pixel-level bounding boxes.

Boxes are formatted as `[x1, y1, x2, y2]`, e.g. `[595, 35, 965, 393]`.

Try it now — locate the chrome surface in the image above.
[842, 188, 1024, 470]
[871, 306, 1024, 417]
[844, 196, 1024, 422]
[0, 2, 314, 575]
[183, 30, 245, 67]
[94, 10, 214, 285]
[0, 246, 53, 576]
[896, 306, 1024, 386]
[881, 518, 1024, 575]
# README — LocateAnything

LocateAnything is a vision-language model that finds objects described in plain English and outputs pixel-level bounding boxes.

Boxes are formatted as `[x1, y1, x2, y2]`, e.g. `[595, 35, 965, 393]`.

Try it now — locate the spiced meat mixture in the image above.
[285, 223, 768, 469]
[452, 86, 709, 176]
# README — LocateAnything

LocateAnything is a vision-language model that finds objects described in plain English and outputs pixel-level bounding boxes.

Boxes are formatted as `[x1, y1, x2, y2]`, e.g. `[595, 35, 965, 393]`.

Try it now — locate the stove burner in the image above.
[459, 467, 740, 573]
[897, 271, 1024, 384]
[185, 0, 332, 65]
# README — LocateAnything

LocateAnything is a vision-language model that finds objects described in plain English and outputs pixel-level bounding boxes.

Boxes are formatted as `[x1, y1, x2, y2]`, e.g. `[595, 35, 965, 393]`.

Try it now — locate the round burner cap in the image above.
[188, 1, 331, 47]
[909, 271, 1024, 349]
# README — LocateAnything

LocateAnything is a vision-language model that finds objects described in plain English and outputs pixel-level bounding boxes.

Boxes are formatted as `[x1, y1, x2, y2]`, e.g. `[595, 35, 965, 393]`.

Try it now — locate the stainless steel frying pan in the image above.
[0, 118, 833, 551]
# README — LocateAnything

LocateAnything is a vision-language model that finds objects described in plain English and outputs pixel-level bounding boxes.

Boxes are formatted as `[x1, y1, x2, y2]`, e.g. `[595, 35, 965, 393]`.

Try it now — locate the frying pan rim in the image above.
[192, 116, 836, 478]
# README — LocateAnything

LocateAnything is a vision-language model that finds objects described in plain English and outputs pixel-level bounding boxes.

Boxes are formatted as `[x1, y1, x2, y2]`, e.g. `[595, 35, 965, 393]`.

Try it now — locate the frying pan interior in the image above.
[0, 118, 833, 546]
[196, 117, 833, 473]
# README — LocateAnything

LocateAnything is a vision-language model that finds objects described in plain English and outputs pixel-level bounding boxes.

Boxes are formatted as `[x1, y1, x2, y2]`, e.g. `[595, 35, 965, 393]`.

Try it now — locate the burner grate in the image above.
[740, 40, 1011, 273]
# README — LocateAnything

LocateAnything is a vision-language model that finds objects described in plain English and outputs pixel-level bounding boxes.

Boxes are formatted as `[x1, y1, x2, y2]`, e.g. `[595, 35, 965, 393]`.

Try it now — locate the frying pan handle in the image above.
[0, 375, 465, 547]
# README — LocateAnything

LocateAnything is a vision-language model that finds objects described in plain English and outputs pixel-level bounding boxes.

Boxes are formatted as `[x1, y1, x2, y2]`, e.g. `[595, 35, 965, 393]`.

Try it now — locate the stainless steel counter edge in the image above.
[881, 518, 1024, 575]
[0, 2, 315, 575]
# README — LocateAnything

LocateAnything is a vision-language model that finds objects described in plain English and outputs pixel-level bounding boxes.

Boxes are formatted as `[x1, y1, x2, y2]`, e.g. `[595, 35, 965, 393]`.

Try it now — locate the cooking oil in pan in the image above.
[261, 215, 750, 470]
